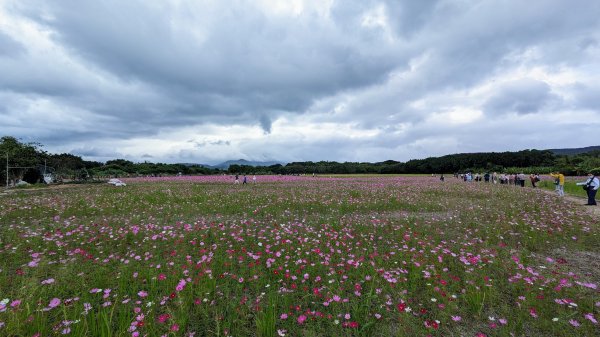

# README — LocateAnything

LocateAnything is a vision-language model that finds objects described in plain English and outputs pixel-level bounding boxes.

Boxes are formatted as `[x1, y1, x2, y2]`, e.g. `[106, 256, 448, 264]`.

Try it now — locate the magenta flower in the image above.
[569, 319, 580, 327]
[529, 308, 538, 318]
[297, 315, 307, 324]
[137, 291, 148, 298]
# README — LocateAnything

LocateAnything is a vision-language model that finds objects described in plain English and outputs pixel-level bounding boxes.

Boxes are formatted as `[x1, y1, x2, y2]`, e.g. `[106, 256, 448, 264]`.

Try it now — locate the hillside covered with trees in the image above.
[1, 136, 599, 185]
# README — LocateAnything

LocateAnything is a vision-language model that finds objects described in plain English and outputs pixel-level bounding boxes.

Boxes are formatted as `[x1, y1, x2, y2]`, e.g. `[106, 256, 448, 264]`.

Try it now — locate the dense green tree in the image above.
[0, 136, 46, 185]
[2, 135, 599, 184]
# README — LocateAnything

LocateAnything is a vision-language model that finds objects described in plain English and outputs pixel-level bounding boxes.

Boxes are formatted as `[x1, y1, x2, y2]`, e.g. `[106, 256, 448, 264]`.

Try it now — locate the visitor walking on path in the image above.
[576, 173, 599, 205]
[550, 172, 565, 196]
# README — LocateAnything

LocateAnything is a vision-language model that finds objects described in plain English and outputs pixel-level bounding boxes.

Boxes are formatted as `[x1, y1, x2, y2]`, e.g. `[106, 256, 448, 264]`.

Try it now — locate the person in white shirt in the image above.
[576, 173, 599, 206]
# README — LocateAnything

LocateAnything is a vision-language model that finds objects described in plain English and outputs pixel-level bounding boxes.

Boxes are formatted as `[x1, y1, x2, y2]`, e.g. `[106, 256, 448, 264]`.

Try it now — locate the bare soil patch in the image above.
[537, 188, 600, 218]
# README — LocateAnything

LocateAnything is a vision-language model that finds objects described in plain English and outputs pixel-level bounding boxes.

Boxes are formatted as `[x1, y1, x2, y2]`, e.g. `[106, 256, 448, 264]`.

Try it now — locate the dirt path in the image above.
[538, 188, 600, 218]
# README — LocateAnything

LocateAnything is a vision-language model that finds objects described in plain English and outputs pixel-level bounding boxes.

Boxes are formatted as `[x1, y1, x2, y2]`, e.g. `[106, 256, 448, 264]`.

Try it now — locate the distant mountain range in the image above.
[178, 146, 599, 170]
[547, 145, 600, 155]
[181, 159, 284, 170]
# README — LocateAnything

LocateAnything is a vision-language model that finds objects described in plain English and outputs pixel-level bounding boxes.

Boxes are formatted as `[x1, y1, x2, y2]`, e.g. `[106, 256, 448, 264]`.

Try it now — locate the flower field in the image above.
[0, 176, 598, 336]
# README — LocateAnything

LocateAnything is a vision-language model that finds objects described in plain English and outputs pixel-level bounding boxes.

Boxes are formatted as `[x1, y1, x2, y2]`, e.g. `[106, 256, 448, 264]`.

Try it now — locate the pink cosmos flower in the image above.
[41, 278, 55, 285]
[158, 314, 170, 323]
[48, 298, 61, 309]
[575, 281, 597, 289]
[10, 300, 21, 308]
[297, 315, 307, 324]
[137, 291, 148, 298]
[176, 279, 186, 292]
[569, 319, 580, 327]
[280, 313, 288, 320]
[529, 308, 538, 318]
[584, 313, 597, 324]
[451, 316, 462, 322]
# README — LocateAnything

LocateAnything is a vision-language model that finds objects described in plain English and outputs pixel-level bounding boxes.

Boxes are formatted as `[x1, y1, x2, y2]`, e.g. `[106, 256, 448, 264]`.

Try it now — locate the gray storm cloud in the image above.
[0, 0, 599, 164]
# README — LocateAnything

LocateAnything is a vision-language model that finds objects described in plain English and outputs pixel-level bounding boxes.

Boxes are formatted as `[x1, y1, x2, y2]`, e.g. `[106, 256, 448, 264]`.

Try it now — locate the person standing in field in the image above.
[530, 173, 540, 188]
[550, 172, 565, 196]
[234, 174, 240, 184]
[243, 175, 248, 185]
[253, 175, 257, 184]
[518, 173, 526, 187]
[576, 172, 599, 205]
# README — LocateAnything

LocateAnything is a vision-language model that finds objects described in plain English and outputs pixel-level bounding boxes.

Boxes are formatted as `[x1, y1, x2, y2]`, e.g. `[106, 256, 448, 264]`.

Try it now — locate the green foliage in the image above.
[91, 161, 220, 177]
[2, 135, 600, 178]
[0, 136, 46, 184]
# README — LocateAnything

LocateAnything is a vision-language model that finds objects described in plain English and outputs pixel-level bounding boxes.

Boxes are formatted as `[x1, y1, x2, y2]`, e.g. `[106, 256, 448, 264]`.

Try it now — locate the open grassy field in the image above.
[0, 176, 598, 336]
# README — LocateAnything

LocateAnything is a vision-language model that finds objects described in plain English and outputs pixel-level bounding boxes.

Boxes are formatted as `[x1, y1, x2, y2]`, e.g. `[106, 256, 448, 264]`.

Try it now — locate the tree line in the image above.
[1, 136, 599, 185]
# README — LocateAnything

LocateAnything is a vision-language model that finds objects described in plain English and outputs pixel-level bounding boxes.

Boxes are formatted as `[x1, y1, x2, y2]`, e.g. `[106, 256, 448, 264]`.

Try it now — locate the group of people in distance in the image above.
[233, 174, 257, 185]
[451, 171, 598, 206]
[453, 172, 534, 187]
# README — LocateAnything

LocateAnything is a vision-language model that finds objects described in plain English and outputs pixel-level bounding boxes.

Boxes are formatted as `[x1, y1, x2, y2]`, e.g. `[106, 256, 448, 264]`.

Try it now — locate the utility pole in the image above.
[5, 152, 8, 188]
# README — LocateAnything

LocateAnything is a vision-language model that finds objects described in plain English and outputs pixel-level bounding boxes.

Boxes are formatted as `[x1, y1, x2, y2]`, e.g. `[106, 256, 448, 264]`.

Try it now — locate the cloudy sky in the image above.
[1, 0, 599, 164]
